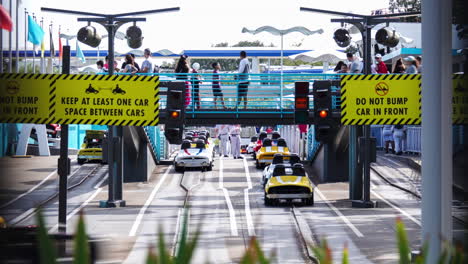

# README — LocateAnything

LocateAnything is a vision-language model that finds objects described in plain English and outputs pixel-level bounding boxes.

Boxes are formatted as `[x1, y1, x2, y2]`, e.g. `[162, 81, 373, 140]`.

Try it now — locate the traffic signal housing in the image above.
[313, 80, 336, 142]
[294, 82, 310, 124]
[164, 83, 186, 144]
[126, 25, 143, 49]
[77, 26, 102, 48]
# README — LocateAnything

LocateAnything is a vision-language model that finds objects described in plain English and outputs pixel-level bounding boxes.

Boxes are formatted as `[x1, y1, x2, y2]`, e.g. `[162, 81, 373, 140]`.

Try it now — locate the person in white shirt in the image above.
[140, 48, 153, 73]
[237, 51, 250, 109]
[215, 124, 231, 157]
[230, 125, 242, 159]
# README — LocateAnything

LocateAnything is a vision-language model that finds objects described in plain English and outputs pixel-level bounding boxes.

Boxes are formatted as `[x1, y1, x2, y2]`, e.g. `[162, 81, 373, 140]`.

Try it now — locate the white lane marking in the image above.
[10, 208, 35, 226]
[243, 156, 252, 189]
[314, 187, 364, 238]
[93, 173, 108, 189]
[171, 208, 183, 256]
[128, 165, 172, 236]
[370, 188, 421, 226]
[242, 157, 255, 236]
[0, 159, 77, 209]
[48, 175, 107, 233]
[219, 156, 238, 236]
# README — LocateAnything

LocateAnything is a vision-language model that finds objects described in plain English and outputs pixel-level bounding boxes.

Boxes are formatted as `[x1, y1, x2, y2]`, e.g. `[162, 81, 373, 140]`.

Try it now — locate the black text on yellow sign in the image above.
[340, 74, 421, 125]
[0, 73, 160, 126]
[52, 74, 159, 126]
[0, 74, 54, 124]
[453, 74, 468, 125]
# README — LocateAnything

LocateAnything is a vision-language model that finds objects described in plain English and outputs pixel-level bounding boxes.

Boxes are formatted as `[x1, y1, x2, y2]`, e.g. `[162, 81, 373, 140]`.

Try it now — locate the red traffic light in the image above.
[295, 97, 308, 109]
[319, 110, 328, 118]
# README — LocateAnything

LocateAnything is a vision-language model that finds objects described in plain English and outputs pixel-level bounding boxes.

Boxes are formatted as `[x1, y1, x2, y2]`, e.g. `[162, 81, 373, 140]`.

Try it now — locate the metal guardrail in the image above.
[307, 125, 321, 161]
[144, 125, 166, 162]
[122, 72, 342, 113]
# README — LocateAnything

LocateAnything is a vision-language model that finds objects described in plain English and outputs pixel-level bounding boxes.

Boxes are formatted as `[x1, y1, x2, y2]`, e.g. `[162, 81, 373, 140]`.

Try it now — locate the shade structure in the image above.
[290, 49, 347, 64]
[242, 26, 324, 36]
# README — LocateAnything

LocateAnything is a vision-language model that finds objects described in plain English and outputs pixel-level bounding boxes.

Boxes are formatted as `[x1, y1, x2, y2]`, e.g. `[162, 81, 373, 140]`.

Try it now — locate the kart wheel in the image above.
[206, 164, 213, 171]
[175, 165, 184, 172]
[256, 160, 261, 169]
[306, 194, 314, 206]
[252, 153, 256, 160]
[264, 193, 272, 206]
[77, 158, 85, 165]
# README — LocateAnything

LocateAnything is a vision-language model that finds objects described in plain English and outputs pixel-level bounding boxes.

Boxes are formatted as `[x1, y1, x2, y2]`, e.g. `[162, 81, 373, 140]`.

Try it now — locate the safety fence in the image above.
[144, 126, 167, 162]
[306, 125, 321, 161]
[134, 72, 342, 113]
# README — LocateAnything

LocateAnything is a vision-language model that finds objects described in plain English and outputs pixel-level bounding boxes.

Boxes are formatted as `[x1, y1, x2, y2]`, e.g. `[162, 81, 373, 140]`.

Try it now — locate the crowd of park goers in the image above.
[334, 53, 422, 74]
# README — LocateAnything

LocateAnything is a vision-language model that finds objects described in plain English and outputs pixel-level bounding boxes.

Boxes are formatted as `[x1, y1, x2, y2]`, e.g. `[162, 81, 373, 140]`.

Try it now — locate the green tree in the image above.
[388, 0, 421, 22]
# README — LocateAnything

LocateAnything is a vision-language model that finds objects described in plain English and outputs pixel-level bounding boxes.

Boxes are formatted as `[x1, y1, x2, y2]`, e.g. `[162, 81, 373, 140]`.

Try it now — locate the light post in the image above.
[41, 6, 180, 233]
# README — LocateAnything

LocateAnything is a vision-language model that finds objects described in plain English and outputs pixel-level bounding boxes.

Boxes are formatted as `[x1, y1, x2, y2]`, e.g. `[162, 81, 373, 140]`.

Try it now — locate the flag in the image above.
[27, 15, 44, 45]
[76, 40, 85, 63]
[0, 4, 12, 32]
[50, 27, 55, 57]
[41, 40, 45, 58]
[58, 30, 63, 59]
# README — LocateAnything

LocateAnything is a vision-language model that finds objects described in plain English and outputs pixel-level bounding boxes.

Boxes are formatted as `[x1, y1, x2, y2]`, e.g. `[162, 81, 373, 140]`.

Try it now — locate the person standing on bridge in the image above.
[212, 62, 227, 109]
[237, 51, 250, 109]
[216, 124, 231, 157]
[191, 62, 202, 109]
[230, 125, 242, 159]
[375, 54, 388, 74]
[140, 48, 153, 73]
[347, 53, 362, 73]
[175, 55, 191, 107]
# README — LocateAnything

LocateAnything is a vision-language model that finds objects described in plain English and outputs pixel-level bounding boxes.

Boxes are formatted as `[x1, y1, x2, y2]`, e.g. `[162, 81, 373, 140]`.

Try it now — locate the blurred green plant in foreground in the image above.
[35, 210, 465, 264]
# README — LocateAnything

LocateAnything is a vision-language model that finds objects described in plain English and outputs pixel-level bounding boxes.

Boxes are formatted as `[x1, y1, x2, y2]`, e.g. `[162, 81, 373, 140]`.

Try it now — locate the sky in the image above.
[1, 0, 391, 54]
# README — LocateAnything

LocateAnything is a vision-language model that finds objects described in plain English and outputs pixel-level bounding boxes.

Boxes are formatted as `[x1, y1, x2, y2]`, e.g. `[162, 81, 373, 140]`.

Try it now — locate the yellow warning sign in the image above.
[52, 74, 160, 126]
[453, 74, 468, 125]
[0, 74, 53, 124]
[340, 74, 421, 125]
[0, 73, 160, 126]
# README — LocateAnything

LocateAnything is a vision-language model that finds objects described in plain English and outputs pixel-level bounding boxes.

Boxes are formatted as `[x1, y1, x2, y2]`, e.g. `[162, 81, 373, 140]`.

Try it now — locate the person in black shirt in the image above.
[121, 53, 140, 72]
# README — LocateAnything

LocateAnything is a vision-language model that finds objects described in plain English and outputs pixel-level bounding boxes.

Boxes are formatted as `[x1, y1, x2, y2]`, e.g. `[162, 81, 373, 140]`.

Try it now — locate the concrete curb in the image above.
[291, 206, 319, 264]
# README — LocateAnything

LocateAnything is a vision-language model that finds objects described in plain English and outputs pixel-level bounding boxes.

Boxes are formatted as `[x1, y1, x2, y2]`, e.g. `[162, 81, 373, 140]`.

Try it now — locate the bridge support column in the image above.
[421, 0, 453, 261]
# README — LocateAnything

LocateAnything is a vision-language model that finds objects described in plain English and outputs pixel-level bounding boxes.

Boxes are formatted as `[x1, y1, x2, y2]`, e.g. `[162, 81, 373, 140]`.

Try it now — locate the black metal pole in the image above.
[103, 21, 125, 207]
[362, 21, 372, 204]
[58, 45, 71, 232]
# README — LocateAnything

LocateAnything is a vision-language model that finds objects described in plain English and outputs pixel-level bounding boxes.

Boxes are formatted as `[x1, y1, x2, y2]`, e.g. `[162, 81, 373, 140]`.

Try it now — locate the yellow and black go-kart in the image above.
[255, 138, 290, 169]
[77, 130, 106, 165]
[264, 163, 314, 206]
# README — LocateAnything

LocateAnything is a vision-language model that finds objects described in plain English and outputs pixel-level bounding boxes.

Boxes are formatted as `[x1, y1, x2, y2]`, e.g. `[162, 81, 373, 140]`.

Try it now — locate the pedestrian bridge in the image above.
[125, 72, 342, 125]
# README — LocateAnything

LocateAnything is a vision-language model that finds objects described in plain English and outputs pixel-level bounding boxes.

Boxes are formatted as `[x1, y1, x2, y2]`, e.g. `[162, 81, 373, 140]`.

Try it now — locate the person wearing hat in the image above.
[140, 48, 153, 73]
[375, 53, 388, 74]
[404, 56, 418, 74]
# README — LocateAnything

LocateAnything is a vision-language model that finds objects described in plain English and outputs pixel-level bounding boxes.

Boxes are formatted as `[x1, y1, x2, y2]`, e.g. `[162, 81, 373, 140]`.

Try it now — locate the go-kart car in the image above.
[255, 138, 290, 169]
[261, 153, 301, 186]
[253, 132, 268, 159]
[174, 139, 214, 172]
[241, 145, 248, 154]
[264, 163, 314, 206]
[46, 124, 61, 138]
[77, 130, 106, 165]
[246, 136, 257, 154]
